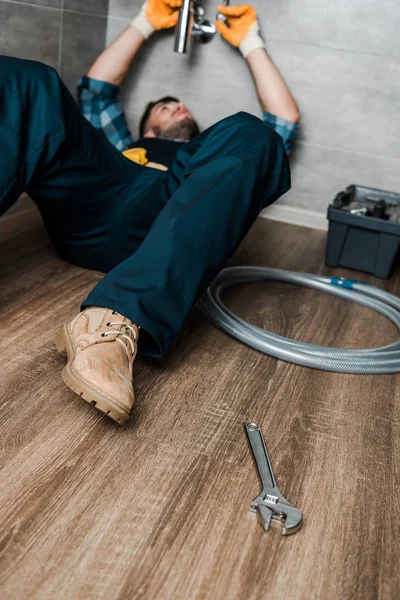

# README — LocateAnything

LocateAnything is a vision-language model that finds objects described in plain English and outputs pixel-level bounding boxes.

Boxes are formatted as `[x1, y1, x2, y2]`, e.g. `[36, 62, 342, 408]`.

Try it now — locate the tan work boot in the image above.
[55, 307, 140, 425]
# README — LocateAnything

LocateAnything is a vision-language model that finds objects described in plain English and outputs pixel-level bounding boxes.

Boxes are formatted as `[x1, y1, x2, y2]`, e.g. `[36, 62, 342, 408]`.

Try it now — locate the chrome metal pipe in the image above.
[174, 0, 193, 54]
[216, 0, 230, 24]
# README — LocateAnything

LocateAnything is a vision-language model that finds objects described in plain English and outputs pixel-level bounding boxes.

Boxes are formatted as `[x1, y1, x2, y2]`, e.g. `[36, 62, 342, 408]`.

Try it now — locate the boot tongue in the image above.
[85, 307, 140, 340]
[86, 307, 109, 333]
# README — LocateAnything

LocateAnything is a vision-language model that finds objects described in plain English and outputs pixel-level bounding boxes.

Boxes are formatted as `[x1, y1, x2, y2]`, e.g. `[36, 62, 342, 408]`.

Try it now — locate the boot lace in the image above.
[101, 320, 139, 358]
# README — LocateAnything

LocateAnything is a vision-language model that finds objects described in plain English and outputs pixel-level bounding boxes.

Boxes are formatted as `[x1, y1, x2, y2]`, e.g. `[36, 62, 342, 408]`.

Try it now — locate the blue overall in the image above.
[0, 57, 291, 358]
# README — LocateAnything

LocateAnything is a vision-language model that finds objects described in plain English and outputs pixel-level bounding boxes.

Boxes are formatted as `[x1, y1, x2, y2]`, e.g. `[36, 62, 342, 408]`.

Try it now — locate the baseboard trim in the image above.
[260, 204, 328, 231]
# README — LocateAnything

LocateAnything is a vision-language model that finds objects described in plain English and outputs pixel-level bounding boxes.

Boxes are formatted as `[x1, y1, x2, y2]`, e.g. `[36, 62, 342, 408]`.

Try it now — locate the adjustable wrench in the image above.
[244, 422, 303, 536]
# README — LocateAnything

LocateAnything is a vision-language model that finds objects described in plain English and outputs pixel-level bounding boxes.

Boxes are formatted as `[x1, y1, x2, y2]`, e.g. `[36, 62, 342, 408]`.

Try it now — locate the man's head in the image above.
[139, 96, 200, 141]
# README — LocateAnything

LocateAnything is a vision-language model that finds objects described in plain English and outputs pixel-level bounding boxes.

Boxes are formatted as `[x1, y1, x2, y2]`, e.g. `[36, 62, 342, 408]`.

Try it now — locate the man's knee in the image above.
[219, 112, 289, 191]
[224, 111, 275, 139]
[226, 111, 283, 152]
[221, 112, 284, 161]
[182, 110, 286, 180]
[0, 56, 58, 88]
[225, 111, 263, 128]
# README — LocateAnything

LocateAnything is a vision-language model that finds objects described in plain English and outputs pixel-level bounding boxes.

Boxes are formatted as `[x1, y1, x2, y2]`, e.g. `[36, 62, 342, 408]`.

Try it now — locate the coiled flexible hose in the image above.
[196, 267, 400, 374]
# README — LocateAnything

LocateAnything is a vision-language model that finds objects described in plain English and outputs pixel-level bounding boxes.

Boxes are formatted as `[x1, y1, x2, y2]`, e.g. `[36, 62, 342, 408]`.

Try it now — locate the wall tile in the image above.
[64, 0, 109, 16]
[7, 0, 62, 7]
[266, 40, 400, 160]
[258, 0, 400, 58]
[278, 142, 400, 212]
[108, 0, 139, 19]
[0, 1, 60, 67]
[60, 11, 108, 95]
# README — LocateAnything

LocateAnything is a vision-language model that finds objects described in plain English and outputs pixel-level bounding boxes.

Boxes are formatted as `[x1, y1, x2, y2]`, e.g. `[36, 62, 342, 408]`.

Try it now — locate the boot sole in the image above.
[55, 325, 131, 425]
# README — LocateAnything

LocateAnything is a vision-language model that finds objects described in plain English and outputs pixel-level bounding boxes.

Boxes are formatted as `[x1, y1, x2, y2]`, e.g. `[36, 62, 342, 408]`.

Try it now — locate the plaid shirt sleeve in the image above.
[77, 75, 136, 151]
[262, 111, 299, 154]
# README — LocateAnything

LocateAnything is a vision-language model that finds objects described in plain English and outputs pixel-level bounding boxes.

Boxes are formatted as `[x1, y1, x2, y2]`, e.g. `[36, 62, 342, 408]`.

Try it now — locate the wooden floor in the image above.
[0, 207, 399, 600]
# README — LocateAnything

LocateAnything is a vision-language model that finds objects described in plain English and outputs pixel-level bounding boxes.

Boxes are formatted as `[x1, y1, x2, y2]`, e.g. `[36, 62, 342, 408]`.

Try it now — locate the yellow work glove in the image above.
[122, 149, 168, 171]
[215, 4, 265, 58]
[131, 0, 182, 39]
[122, 147, 149, 165]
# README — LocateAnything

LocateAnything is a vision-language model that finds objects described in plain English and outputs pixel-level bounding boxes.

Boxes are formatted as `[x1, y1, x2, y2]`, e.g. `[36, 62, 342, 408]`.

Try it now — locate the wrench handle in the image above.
[244, 423, 276, 491]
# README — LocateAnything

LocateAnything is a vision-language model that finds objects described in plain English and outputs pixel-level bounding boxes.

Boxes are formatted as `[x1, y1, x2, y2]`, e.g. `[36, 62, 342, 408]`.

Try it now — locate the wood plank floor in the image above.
[0, 207, 399, 600]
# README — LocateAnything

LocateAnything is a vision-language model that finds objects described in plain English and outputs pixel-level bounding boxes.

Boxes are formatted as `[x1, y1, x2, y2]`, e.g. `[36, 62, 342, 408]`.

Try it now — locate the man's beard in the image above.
[154, 117, 200, 141]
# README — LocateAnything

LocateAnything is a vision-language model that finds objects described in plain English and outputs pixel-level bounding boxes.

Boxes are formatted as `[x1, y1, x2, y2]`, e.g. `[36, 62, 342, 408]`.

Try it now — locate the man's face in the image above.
[144, 100, 199, 141]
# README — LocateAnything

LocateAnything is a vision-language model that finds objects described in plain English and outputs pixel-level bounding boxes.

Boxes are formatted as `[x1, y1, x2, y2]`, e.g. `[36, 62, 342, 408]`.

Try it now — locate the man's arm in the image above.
[216, 4, 300, 152]
[88, 0, 181, 85]
[78, 1, 181, 154]
[245, 48, 299, 123]
[87, 26, 146, 86]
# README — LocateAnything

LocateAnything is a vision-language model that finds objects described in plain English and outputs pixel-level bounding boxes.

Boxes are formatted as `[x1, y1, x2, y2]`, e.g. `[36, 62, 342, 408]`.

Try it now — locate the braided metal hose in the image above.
[196, 267, 400, 374]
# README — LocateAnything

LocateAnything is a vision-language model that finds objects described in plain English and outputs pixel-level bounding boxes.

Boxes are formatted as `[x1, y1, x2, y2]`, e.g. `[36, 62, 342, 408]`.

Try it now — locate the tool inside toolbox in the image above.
[333, 186, 400, 222]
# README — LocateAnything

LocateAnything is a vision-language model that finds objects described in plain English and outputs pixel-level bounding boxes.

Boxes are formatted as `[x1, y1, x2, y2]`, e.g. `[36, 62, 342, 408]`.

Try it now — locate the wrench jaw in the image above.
[250, 499, 273, 531]
[281, 507, 303, 536]
[250, 494, 303, 536]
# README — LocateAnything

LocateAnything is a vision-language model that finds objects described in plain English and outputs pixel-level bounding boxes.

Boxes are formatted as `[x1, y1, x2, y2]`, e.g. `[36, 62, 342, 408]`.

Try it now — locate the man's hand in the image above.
[131, 0, 182, 39]
[215, 4, 265, 58]
[146, 0, 182, 30]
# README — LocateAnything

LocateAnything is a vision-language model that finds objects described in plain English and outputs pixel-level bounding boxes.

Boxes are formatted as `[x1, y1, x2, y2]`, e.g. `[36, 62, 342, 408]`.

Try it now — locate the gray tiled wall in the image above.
[0, 0, 109, 86]
[107, 0, 400, 218]
[0, 0, 109, 213]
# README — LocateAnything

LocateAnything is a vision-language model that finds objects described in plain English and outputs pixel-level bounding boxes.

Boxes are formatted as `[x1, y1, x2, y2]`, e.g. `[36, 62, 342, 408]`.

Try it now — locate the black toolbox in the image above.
[326, 184, 400, 279]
